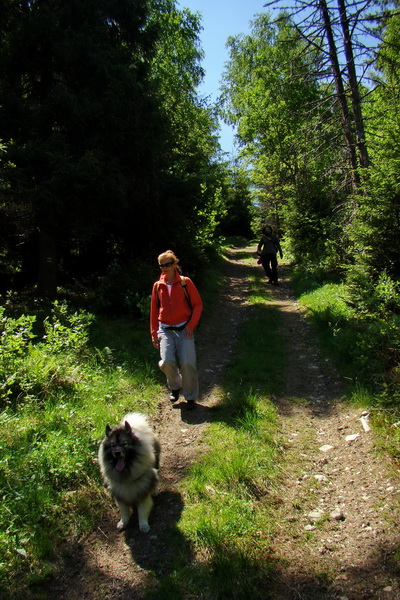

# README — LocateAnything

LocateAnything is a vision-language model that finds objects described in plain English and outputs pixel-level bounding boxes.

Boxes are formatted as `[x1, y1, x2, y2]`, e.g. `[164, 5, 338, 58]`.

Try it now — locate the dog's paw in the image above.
[117, 518, 129, 530]
[139, 521, 150, 533]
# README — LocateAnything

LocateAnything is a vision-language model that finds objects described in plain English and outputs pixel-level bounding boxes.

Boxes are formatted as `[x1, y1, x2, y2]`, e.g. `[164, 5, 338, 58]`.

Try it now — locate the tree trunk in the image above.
[337, 0, 370, 170]
[37, 227, 58, 298]
[319, 0, 360, 190]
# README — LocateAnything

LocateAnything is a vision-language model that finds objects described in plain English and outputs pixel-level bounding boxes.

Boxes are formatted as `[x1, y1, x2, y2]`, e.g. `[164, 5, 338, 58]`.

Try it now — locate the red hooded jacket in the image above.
[150, 271, 203, 340]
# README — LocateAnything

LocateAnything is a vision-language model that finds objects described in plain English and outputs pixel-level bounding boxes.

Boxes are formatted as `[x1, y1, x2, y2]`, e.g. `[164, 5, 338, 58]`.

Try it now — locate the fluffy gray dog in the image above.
[98, 412, 160, 533]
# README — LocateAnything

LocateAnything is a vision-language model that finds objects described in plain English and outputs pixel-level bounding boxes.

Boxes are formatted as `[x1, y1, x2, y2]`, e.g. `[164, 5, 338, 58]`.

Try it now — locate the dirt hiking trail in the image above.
[48, 245, 400, 600]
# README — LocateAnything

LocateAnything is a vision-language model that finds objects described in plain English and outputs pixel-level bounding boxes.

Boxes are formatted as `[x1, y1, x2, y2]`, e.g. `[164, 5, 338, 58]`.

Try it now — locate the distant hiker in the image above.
[257, 225, 283, 286]
[150, 250, 202, 410]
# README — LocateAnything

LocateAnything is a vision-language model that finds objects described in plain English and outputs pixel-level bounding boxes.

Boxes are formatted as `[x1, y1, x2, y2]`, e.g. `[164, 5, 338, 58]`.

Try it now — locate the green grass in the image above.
[298, 280, 396, 384]
[3, 248, 399, 599]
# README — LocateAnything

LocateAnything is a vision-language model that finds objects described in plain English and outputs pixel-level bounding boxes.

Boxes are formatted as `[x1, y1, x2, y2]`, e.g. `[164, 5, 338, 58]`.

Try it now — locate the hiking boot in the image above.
[169, 389, 181, 402]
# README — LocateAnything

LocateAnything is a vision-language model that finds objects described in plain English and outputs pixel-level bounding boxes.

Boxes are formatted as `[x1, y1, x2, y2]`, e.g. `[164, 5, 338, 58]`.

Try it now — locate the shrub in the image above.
[0, 302, 93, 406]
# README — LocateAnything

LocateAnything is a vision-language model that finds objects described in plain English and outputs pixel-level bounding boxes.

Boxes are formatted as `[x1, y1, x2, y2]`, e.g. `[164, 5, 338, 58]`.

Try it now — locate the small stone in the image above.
[305, 524, 316, 531]
[330, 508, 345, 521]
[345, 433, 360, 442]
[308, 509, 324, 521]
[314, 474, 328, 482]
[320, 444, 334, 452]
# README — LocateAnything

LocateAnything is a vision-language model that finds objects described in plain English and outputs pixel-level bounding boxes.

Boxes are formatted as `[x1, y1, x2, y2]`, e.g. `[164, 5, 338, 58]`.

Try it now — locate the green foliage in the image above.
[0, 300, 162, 598]
[0, 302, 94, 407]
[221, 12, 350, 273]
[347, 265, 400, 317]
[0, 309, 36, 403]
[0, 0, 231, 303]
[194, 185, 227, 249]
[43, 301, 93, 354]
[299, 277, 400, 398]
[342, 11, 400, 311]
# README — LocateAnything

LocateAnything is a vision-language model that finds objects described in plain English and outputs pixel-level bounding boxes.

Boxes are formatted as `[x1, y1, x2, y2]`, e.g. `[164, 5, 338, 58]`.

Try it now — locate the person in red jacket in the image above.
[150, 250, 203, 409]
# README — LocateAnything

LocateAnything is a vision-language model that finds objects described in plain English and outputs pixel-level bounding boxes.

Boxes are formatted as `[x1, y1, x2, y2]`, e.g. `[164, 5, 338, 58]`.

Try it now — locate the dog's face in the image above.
[103, 421, 138, 473]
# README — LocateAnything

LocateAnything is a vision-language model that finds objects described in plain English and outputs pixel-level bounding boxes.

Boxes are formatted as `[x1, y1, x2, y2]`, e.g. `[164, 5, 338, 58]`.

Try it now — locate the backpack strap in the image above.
[179, 276, 191, 309]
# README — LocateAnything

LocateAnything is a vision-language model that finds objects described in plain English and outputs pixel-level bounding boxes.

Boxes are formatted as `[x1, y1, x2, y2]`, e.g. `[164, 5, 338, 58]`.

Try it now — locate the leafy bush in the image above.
[0, 309, 37, 404]
[0, 302, 93, 406]
[346, 265, 400, 318]
[42, 301, 93, 355]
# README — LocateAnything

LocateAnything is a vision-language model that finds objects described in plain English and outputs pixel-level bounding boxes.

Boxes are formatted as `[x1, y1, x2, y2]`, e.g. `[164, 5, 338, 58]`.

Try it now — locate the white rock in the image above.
[320, 444, 334, 452]
[308, 509, 324, 520]
[330, 508, 345, 521]
[345, 433, 360, 442]
[314, 474, 328, 482]
[360, 415, 371, 432]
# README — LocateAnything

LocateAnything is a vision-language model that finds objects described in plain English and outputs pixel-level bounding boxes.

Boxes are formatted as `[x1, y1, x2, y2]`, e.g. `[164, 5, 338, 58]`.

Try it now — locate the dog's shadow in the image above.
[124, 490, 190, 573]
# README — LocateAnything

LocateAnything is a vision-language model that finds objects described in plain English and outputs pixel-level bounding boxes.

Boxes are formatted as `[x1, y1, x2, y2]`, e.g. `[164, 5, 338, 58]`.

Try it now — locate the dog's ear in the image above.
[124, 421, 133, 434]
[106, 425, 112, 436]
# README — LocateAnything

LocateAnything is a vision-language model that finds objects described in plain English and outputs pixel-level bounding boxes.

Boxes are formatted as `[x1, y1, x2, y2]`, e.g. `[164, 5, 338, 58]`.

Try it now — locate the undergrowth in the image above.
[0, 302, 161, 599]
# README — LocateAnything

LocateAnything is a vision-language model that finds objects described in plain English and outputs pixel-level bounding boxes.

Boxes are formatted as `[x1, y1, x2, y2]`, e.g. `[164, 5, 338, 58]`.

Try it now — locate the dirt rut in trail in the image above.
[46, 246, 400, 600]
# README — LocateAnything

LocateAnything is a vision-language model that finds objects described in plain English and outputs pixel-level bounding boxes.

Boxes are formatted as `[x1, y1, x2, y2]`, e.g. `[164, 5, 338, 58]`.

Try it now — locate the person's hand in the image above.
[184, 325, 194, 339]
[152, 337, 159, 349]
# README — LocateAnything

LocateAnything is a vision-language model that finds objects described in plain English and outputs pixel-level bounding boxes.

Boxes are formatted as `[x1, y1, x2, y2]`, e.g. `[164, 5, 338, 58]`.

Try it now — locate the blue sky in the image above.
[178, 0, 268, 155]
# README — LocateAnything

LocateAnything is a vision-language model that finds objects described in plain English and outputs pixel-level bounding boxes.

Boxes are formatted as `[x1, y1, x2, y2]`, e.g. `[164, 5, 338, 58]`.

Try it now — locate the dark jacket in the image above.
[257, 233, 282, 257]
